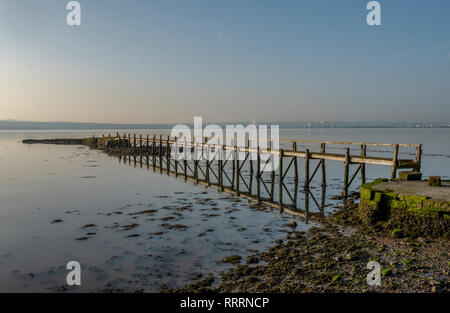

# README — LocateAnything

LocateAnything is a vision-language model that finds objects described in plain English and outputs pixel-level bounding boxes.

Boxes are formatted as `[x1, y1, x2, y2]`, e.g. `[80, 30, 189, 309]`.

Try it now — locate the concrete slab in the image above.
[374, 180, 450, 202]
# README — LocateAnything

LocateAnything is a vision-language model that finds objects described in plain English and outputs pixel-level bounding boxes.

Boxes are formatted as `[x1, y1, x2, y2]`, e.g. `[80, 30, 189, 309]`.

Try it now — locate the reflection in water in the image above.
[116, 152, 328, 224]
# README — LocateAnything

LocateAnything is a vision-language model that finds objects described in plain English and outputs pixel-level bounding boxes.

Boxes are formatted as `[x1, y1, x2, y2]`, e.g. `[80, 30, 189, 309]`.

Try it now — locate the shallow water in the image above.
[0, 128, 448, 292]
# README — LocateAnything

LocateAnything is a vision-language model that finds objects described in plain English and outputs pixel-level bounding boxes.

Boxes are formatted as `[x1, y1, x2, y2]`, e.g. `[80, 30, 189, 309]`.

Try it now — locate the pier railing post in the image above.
[194, 142, 199, 184]
[415, 144, 422, 172]
[256, 146, 261, 205]
[279, 149, 283, 211]
[152, 135, 156, 170]
[219, 145, 224, 192]
[166, 135, 170, 175]
[360, 144, 366, 184]
[205, 139, 209, 186]
[159, 135, 163, 174]
[343, 148, 350, 197]
[304, 149, 310, 190]
[270, 141, 275, 202]
[248, 139, 253, 176]
[391, 144, 399, 180]
[174, 136, 178, 177]
[321, 143, 326, 187]
[236, 145, 240, 196]
[293, 141, 298, 183]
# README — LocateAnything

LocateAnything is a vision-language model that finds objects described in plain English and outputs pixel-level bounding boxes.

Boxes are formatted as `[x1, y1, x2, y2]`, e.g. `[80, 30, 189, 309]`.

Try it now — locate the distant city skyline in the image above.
[1, 0, 449, 123]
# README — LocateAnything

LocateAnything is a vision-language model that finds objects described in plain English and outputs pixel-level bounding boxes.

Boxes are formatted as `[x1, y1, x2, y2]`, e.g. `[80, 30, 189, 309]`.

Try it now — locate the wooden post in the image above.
[390, 144, 399, 180]
[415, 144, 422, 172]
[184, 159, 187, 181]
[304, 149, 310, 190]
[128, 134, 131, 148]
[321, 143, 326, 187]
[206, 143, 210, 186]
[360, 144, 366, 184]
[133, 134, 136, 149]
[236, 145, 240, 196]
[343, 148, 350, 197]
[166, 136, 170, 175]
[248, 139, 253, 176]
[256, 146, 261, 205]
[232, 145, 236, 189]
[293, 180, 298, 209]
[293, 141, 298, 183]
[152, 135, 156, 170]
[146, 134, 149, 150]
[304, 190, 310, 223]
[279, 149, 283, 211]
[194, 143, 199, 184]
[174, 136, 178, 177]
[270, 141, 275, 202]
[140, 134, 142, 149]
[159, 135, 163, 174]
[219, 146, 224, 192]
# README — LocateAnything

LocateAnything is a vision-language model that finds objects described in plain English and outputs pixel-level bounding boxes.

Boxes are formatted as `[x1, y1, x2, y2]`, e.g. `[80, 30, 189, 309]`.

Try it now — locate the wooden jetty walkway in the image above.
[90, 133, 422, 218]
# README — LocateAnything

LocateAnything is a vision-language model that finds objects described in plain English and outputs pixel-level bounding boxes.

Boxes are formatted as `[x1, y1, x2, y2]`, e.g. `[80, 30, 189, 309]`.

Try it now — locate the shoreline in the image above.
[170, 198, 449, 293]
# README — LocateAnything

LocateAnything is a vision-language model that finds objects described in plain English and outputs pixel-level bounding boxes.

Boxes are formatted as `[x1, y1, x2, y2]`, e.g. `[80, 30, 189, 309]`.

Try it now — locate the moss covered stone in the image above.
[398, 171, 422, 181]
[428, 176, 441, 187]
[358, 179, 450, 237]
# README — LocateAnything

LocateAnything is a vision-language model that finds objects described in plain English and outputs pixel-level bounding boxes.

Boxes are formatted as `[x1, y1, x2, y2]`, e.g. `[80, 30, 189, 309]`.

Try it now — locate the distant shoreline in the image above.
[1, 120, 449, 130]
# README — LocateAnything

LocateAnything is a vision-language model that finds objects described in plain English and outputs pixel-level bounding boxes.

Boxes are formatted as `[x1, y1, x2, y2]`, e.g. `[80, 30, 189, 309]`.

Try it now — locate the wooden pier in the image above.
[93, 133, 422, 218]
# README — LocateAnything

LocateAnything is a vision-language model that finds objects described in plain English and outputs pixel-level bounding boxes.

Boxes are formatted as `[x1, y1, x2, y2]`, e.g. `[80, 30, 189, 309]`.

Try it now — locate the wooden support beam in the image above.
[270, 141, 275, 202]
[236, 145, 240, 196]
[415, 144, 422, 172]
[166, 136, 170, 175]
[206, 144, 210, 186]
[360, 144, 366, 184]
[248, 139, 253, 175]
[321, 143, 326, 187]
[279, 149, 283, 211]
[159, 135, 163, 174]
[152, 135, 156, 170]
[304, 149, 310, 190]
[343, 148, 350, 197]
[174, 136, 178, 177]
[257, 148, 261, 203]
[293, 142, 298, 183]
[391, 144, 399, 180]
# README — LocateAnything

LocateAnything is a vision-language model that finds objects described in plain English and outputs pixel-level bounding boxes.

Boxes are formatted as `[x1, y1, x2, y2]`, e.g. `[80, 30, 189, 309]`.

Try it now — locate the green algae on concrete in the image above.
[428, 176, 442, 187]
[358, 179, 450, 237]
[398, 171, 422, 181]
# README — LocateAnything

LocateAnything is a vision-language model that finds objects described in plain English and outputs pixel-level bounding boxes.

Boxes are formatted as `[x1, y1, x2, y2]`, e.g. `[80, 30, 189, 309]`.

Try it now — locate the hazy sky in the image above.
[0, 0, 449, 124]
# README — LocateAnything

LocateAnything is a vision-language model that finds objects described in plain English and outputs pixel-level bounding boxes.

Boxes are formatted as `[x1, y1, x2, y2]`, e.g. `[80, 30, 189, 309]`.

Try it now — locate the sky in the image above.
[0, 0, 449, 124]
